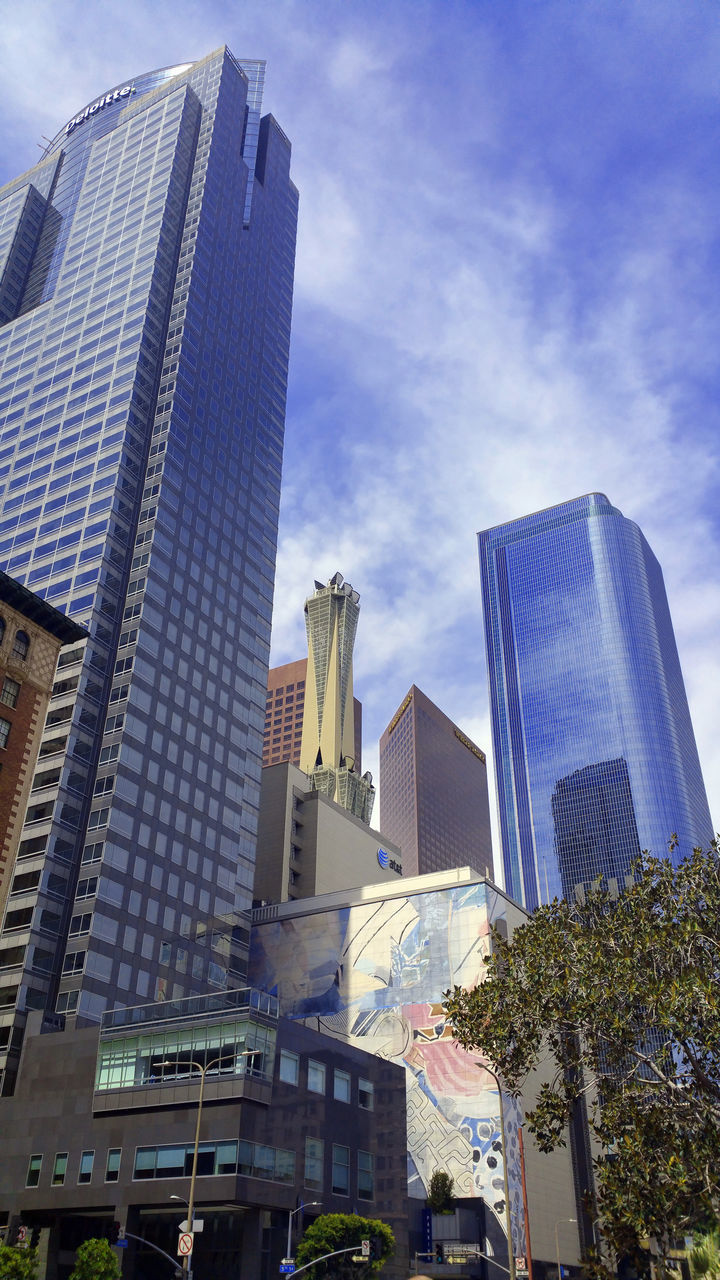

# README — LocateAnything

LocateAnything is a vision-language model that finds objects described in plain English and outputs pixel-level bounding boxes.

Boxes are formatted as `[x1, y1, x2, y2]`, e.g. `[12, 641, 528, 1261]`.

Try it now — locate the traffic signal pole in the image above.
[289, 1245, 370, 1275]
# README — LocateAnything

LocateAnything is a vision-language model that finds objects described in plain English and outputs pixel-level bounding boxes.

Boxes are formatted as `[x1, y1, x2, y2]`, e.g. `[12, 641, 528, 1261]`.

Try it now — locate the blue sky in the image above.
[3, 0, 719, 855]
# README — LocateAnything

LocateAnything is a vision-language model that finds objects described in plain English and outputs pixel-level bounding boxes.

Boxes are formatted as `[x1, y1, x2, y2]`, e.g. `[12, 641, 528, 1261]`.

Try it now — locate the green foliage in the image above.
[295, 1213, 394, 1279]
[443, 844, 720, 1272]
[68, 1238, 121, 1280]
[427, 1170, 455, 1213]
[690, 1229, 720, 1280]
[0, 1247, 39, 1280]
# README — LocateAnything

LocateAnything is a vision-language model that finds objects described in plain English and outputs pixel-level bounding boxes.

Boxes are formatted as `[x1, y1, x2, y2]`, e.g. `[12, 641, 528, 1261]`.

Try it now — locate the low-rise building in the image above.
[0, 988, 408, 1280]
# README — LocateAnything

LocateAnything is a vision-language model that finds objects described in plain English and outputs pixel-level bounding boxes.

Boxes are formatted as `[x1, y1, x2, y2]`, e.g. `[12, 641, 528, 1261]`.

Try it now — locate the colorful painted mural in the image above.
[250, 879, 526, 1251]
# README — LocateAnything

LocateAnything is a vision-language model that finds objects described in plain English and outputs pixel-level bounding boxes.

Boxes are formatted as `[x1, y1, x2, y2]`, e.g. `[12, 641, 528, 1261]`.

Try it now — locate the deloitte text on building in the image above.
[0, 50, 298, 1091]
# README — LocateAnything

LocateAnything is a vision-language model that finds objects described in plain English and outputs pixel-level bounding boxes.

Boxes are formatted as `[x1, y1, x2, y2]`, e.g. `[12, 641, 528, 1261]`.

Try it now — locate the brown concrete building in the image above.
[379, 686, 494, 879]
[0, 573, 86, 926]
[262, 657, 362, 772]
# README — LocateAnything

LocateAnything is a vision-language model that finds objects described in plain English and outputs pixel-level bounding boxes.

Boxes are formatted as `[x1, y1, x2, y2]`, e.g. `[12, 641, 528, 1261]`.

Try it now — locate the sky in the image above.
[2, 0, 719, 862]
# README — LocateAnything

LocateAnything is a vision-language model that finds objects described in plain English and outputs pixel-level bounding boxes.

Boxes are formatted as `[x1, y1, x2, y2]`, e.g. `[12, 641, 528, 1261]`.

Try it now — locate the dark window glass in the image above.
[331, 1144, 349, 1195]
[12, 630, 29, 660]
[26, 1154, 42, 1187]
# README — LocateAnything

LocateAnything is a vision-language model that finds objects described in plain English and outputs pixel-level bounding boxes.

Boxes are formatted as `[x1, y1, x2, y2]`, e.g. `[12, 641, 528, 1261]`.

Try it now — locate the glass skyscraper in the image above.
[0, 48, 297, 1091]
[478, 493, 713, 910]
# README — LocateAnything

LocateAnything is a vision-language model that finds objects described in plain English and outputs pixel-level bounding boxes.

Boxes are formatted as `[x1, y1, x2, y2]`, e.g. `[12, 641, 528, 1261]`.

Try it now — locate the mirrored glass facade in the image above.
[0, 47, 297, 1090]
[478, 493, 713, 909]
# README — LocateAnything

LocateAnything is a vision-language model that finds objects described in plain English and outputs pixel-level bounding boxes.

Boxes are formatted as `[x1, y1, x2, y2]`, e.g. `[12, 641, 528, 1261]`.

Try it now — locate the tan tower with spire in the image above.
[299, 572, 375, 823]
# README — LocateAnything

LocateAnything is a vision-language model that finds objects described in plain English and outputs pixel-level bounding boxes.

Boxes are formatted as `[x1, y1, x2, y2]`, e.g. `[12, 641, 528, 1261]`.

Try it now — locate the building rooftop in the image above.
[0, 570, 87, 644]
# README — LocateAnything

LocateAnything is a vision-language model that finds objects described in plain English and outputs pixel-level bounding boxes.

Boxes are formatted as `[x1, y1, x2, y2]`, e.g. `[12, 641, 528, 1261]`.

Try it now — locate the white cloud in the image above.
[3, 0, 719, 871]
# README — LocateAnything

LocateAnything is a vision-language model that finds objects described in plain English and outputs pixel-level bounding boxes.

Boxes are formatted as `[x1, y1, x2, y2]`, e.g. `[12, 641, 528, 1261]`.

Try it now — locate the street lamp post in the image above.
[158, 1047, 259, 1279]
[287, 1201, 321, 1259]
[554, 1218, 577, 1280]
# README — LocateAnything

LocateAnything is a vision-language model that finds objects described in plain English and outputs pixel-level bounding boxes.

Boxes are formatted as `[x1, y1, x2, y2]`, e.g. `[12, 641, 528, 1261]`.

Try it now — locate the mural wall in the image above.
[250, 880, 526, 1252]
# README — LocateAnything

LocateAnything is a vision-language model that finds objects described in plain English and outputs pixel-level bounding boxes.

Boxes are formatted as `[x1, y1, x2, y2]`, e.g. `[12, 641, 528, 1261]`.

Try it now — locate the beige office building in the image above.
[254, 760, 402, 905]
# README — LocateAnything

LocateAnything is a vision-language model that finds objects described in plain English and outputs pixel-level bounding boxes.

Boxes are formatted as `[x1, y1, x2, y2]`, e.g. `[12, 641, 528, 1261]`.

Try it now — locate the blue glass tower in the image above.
[0, 49, 297, 1090]
[478, 493, 713, 910]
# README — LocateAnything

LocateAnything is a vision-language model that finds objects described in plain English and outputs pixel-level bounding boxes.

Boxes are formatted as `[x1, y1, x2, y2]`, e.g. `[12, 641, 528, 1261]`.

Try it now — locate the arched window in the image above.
[0, 617, 5, 645]
[12, 630, 29, 661]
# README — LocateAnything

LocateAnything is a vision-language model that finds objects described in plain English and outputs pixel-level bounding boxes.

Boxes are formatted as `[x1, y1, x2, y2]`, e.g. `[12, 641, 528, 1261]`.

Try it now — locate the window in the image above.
[308, 1060, 326, 1094]
[52, 1152, 68, 1185]
[26, 1154, 42, 1188]
[69, 913, 92, 936]
[12, 630, 29, 660]
[78, 1150, 94, 1184]
[134, 1141, 241, 1181]
[334, 1069, 351, 1103]
[304, 1136, 324, 1191]
[0, 617, 5, 645]
[0, 718, 11, 749]
[63, 951, 85, 974]
[81, 842, 103, 865]
[76, 878, 98, 900]
[56, 990, 79, 1013]
[237, 1140, 295, 1184]
[358, 1150, 374, 1201]
[0, 677, 20, 708]
[332, 1144, 350, 1195]
[279, 1049, 299, 1086]
[105, 1149, 121, 1182]
[359, 1078, 374, 1110]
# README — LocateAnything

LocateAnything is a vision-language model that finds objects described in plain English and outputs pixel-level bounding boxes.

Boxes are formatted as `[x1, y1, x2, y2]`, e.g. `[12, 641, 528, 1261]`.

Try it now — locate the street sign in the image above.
[361, 1240, 370, 1257]
[352, 1257, 370, 1264]
[279, 1265, 296, 1274]
[116, 1240, 128, 1249]
[177, 1232, 194, 1257]
[516, 1257, 529, 1277]
[179, 1220, 204, 1232]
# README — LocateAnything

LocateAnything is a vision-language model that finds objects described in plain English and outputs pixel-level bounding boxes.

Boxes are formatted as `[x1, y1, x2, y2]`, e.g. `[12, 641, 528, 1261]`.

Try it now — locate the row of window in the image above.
[26, 1137, 375, 1199]
[278, 1050, 373, 1109]
[27, 1147, 120, 1188]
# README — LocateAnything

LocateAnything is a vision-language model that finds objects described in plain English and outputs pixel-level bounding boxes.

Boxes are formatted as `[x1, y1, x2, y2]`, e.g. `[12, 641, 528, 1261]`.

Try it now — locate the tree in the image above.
[443, 844, 720, 1271]
[427, 1170, 455, 1213]
[295, 1213, 394, 1278]
[68, 1238, 121, 1280]
[0, 1247, 38, 1280]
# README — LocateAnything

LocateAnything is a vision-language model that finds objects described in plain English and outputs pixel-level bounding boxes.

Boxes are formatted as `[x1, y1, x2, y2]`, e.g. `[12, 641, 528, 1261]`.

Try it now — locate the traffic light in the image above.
[435, 1242, 444, 1264]
[369, 1236, 384, 1262]
[109, 1221, 121, 1244]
